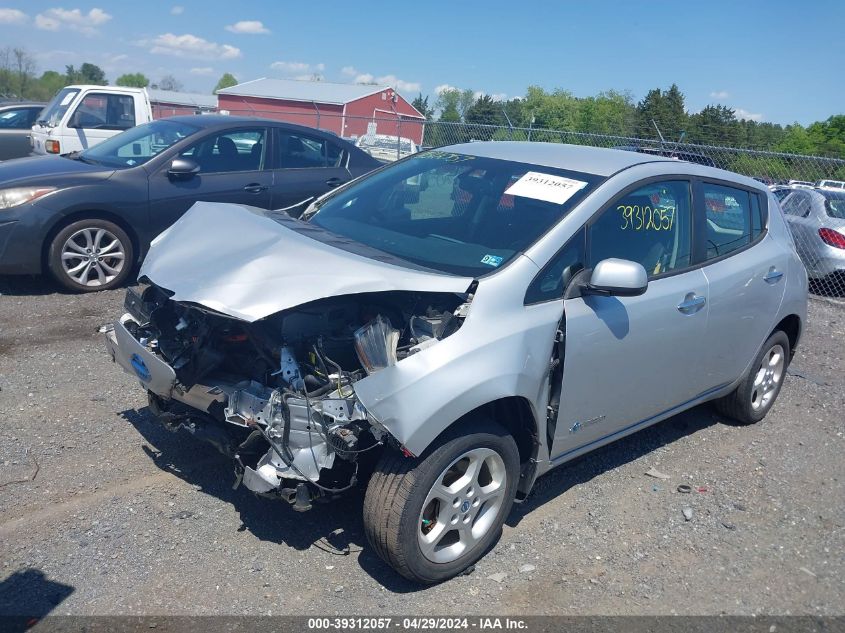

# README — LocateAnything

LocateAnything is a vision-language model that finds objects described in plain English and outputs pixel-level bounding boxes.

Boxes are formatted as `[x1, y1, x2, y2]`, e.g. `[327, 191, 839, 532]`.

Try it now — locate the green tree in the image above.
[465, 94, 505, 127]
[213, 72, 238, 93]
[411, 93, 432, 119]
[115, 72, 149, 88]
[157, 74, 183, 91]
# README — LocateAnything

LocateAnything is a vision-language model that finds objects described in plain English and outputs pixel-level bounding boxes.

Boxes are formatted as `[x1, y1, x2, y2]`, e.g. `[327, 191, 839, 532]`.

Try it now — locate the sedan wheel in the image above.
[48, 219, 134, 292]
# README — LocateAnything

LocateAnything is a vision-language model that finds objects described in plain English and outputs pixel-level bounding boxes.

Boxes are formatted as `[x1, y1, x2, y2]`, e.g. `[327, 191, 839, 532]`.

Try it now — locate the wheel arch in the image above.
[420, 396, 541, 500]
[772, 313, 801, 361]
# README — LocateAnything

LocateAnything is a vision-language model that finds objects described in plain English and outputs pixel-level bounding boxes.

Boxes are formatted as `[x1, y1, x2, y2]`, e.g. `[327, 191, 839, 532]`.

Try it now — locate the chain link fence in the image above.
[157, 106, 845, 298]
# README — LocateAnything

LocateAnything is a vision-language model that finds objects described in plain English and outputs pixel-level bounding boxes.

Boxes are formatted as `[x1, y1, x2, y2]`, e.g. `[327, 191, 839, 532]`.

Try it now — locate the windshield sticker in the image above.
[480, 254, 504, 267]
[504, 172, 588, 205]
[422, 150, 475, 163]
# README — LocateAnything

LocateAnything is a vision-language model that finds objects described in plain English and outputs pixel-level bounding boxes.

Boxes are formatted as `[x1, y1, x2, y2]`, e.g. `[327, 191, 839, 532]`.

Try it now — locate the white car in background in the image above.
[815, 179, 845, 191]
[356, 134, 418, 162]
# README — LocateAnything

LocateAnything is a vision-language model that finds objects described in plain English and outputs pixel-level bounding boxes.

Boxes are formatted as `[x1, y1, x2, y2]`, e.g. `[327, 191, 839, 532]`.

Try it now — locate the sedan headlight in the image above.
[0, 187, 57, 209]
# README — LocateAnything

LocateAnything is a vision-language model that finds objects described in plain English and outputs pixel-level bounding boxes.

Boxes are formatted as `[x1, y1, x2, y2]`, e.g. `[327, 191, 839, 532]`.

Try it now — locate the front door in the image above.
[147, 127, 272, 237]
[64, 92, 136, 152]
[552, 179, 709, 460]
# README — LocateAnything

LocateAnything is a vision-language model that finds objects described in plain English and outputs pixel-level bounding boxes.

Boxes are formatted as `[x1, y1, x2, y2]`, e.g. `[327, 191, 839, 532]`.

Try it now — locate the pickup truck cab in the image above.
[31, 85, 152, 156]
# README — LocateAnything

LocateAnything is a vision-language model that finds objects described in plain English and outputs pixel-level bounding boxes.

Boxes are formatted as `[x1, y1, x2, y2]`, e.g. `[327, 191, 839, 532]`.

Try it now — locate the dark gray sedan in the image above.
[0, 115, 381, 291]
[0, 102, 45, 161]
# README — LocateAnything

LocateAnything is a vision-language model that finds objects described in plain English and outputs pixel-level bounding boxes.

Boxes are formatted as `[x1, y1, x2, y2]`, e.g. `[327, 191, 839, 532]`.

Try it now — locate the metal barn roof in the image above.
[147, 89, 218, 109]
[215, 77, 391, 105]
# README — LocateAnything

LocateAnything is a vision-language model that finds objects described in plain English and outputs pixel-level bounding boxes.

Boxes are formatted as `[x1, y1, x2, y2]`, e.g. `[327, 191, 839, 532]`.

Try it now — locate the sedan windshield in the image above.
[78, 119, 200, 168]
[310, 151, 603, 276]
[823, 191, 845, 219]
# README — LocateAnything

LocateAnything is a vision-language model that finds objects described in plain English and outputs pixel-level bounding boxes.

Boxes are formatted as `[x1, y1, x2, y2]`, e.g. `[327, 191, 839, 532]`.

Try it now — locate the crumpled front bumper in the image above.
[102, 316, 177, 398]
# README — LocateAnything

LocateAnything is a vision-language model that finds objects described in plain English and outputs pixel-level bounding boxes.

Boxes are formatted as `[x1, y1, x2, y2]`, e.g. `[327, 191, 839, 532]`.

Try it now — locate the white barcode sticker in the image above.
[504, 171, 587, 205]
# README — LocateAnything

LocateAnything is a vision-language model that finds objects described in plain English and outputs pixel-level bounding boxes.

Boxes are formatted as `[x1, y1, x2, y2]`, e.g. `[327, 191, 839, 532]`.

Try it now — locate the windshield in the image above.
[823, 191, 845, 219]
[310, 151, 603, 276]
[38, 88, 79, 127]
[78, 119, 200, 168]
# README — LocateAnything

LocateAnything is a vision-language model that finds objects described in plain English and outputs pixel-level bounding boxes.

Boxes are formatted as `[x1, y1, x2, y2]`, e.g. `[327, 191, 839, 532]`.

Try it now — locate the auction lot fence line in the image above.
[157, 107, 845, 299]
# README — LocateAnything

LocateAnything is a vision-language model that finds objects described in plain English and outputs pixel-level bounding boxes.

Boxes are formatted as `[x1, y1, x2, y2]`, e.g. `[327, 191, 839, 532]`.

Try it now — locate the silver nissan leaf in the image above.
[104, 142, 808, 583]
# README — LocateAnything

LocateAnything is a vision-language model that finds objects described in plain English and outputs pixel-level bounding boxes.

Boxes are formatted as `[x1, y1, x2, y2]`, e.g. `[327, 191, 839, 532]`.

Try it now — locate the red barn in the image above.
[216, 78, 425, 145]
[148, 89, 218, 118]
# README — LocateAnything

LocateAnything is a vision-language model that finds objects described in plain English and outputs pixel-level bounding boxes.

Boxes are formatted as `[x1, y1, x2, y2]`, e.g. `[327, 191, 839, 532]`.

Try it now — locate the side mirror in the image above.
[168, 158, 200, 179]
[582, 258, 648, 297]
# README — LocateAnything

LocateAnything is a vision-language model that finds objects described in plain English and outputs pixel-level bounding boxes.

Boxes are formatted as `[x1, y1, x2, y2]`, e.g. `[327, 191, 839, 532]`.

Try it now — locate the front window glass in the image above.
[79, 119, 199, 168]
[703, 183, 753, 258]
[823, 192, 845, 219]
[589, 180, 692, 277]
[180, 128, 266, 173]
[310, 152, 602, 277]
[38, 87, 79, 126]
[71, 93, 136, 130]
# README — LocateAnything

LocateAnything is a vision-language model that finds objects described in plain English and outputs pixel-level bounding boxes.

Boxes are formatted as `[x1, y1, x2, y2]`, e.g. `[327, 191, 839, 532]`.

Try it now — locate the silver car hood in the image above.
[140, 202, 474, 322]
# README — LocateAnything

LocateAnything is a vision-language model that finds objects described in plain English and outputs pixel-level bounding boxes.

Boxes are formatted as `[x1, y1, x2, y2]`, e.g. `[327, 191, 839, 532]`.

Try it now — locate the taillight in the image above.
[818, 228, 845, 249]
[45, 140, 60, 154]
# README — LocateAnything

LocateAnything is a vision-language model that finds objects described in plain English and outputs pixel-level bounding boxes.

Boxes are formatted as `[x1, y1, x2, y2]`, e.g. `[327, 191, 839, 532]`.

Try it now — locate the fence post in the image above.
[398, 117, 402, 161]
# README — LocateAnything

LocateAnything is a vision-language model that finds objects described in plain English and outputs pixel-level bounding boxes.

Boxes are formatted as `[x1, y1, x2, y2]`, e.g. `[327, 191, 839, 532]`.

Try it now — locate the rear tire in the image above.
[47, 218, 133, 292]
[715, 330, 790, 424]
[363, 420, 519, 584]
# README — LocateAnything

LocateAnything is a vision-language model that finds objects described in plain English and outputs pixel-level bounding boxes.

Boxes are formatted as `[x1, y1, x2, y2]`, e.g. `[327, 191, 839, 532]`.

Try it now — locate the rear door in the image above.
[269, 127, 351, 216]
[147, 126, 271, 237]
[551, 179, 710, 459]
[697, 181, 787, 388]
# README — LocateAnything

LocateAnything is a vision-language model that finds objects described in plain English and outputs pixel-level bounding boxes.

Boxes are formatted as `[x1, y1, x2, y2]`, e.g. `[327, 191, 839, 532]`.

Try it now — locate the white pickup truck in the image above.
[30, 85, 153, 156]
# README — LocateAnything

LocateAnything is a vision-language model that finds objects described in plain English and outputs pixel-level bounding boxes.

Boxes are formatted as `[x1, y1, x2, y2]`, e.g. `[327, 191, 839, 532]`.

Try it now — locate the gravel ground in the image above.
[0, 276, 842, 617]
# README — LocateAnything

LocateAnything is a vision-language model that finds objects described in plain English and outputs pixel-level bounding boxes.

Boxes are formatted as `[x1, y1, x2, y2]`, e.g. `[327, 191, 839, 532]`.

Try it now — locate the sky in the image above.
[0, 0, 842, 126]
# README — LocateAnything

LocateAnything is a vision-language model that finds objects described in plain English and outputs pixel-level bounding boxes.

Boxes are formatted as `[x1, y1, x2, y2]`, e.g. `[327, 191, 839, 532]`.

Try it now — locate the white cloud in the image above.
[435, 84, 459, 95]
[735, 108, 763, 122]
[341, 66, 357, 76]
[190, 66, 214, 75]
[225, 20, 269, 34]
[146, 33, 241, 60]
[353, 72, 420, 93]
[294, 73, 324, 81]
[710, 90, 730, 100]
[170, 5, 184, 15]
[271, 61, 325, 75]
[0, 8, 28, 24]
[35, 7, 112, 35]
[490, 93, 507, 102]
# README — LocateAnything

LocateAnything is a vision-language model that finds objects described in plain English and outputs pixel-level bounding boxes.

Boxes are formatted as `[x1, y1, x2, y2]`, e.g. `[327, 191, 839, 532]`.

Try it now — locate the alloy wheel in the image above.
[60, 227, 126, 287]
[418, 447, 507, 564]
[750, 343, 785, 411]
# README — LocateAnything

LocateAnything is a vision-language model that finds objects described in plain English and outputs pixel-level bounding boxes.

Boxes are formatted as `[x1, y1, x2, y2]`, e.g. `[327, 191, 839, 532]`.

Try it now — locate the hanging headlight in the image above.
[354, 315, 399, 375]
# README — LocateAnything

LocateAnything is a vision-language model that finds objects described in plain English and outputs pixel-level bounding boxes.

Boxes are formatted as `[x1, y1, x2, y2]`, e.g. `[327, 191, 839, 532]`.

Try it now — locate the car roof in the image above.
[161, 114, 341, 138]
[442, 141, 765, 188]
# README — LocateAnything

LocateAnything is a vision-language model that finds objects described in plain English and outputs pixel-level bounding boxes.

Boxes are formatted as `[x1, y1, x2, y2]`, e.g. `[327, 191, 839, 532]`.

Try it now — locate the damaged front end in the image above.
[104, 282, 471, 509]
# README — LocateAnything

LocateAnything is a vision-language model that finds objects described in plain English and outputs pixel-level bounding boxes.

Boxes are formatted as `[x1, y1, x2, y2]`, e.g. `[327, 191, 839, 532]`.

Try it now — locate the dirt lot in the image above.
[0, 276, 842, 617]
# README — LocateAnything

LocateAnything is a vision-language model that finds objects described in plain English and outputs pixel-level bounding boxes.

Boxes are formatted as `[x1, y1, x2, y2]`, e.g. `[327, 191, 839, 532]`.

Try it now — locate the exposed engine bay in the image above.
[105, 283, 472, 509]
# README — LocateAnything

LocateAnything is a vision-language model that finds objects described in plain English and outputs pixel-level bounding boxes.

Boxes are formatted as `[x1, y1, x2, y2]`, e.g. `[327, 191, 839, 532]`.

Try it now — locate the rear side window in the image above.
[588, 180, 692, 277]
[0, 107, 36, 129]
[277, 131, 346, 168]
[72, 93, 136, 130]
[703, 183, 755, 259]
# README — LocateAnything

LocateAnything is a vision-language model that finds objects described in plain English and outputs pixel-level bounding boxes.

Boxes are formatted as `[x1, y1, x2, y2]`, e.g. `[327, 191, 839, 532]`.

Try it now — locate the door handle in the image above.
[677, 293, 706, 314]
[764, 268, 784, 283]
[325, 177, 346, 188]
[243, 183, 268, 193]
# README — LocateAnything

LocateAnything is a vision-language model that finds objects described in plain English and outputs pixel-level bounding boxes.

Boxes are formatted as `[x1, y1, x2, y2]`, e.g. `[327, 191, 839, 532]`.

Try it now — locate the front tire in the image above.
[715, 330, 790, 424]
[47, 219, 133, 292]
[363, 420, 519, 584]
